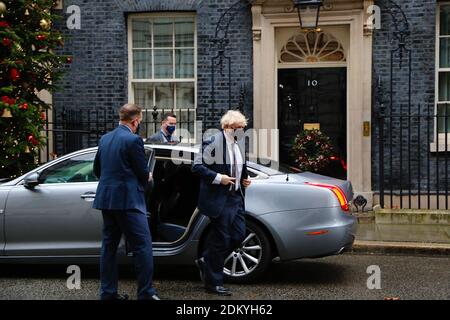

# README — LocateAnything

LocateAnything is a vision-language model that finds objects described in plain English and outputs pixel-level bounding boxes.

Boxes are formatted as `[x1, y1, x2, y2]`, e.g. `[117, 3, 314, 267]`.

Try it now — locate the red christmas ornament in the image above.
[2, 37, 11, 46]
[9, 68, 20, 81]
[66, 57, 73, 64]
[21, 103, 28, 110]
[0, 21, 10, 28]
[2, 96, 16, 105]
[27, 135, 39, 146]
[40, 112, 46, 121]
[36, 34, 47, 41]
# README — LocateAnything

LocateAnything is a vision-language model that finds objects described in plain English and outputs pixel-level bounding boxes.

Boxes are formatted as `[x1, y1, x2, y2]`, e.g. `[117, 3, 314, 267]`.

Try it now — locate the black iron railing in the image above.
[377, 104, 450, 210]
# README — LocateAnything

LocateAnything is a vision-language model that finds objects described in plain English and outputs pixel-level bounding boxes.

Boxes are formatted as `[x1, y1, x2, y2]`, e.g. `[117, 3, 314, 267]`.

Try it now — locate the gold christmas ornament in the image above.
[40, 19, 51, 29]
[25, 8, 30, 16]
[0, 1, 5, 18]
[0, 2, 6, 14]
[24, 146, 31, 153]
[15, 43, 23, 52]
[1, 108, 12, 118]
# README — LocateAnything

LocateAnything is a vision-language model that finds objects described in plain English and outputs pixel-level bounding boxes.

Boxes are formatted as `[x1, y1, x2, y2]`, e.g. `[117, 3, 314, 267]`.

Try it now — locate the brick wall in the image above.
[53, 0, 253, 152]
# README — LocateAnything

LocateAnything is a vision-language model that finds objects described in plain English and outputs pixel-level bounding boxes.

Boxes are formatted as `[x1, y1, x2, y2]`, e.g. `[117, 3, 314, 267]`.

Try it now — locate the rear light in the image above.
[305, 182, 350, 212]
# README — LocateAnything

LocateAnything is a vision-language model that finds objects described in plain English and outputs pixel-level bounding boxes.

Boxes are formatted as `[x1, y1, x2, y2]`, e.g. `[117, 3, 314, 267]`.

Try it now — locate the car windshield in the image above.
[248, 160, 302, 176]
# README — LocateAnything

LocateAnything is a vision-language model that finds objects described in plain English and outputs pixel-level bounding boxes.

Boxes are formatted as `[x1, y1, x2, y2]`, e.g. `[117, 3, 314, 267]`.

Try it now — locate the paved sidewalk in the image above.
[352, 212, 450, 255]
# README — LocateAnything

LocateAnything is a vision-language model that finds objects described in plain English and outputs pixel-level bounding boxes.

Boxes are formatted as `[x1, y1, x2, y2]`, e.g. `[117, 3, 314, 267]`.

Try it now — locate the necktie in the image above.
[232, 143, 237, 190]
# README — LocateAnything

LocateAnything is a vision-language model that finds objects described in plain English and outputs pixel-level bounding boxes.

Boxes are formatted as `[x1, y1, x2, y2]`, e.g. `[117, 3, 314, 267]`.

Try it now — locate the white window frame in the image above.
[434, 2, 450, 152]
[127, 13, 198, 143]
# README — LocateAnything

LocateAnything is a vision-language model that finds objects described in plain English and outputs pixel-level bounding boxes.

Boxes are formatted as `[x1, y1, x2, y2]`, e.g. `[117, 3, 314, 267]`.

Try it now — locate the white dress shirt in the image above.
[212, 134, 243, 191]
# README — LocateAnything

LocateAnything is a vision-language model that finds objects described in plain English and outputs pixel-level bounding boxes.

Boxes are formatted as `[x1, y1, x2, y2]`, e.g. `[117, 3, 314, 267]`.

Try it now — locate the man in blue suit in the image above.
[192, 110, 251, 296]
[93, 103, 161, 300]
[145, 113, 179, 144]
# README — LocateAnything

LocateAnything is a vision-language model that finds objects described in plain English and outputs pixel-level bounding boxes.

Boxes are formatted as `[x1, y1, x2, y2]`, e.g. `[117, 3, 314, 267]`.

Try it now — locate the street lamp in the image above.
[292, 0, 323, 31]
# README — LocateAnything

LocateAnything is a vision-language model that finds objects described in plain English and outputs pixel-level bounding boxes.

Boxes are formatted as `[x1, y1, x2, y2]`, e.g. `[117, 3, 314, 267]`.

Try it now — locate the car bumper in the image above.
[257, 207, 357, 261]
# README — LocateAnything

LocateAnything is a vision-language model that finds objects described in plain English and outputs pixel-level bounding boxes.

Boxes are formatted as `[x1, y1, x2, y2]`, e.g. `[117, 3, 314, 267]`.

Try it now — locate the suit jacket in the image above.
[145, 130, 179, 144]
[192, 131, 248, 219]
[93, 125, 149, 214]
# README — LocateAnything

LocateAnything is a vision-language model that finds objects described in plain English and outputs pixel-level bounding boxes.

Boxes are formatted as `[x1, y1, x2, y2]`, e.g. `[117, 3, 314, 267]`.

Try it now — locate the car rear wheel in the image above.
[223, 220, 272, 283]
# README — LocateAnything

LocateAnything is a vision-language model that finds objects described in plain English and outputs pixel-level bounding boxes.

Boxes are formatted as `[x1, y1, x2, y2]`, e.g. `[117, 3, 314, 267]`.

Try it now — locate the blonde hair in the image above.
[220, 110, 248, 129]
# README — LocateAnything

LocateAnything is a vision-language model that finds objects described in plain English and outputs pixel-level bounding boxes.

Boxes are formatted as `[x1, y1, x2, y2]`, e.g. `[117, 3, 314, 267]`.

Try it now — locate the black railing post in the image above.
[408, 50, 412, 209]
[445, 103, 448, 210]
[427, 104, 431, 209]
[379, 115, 385, 209]
[62, 106, 67, 155]
[152, 106, 159, 136]
[417, 105, 421, 209]
[436, 108, 440, 210]
[400, 105, 403, 209]
[45, 108, 50, 164]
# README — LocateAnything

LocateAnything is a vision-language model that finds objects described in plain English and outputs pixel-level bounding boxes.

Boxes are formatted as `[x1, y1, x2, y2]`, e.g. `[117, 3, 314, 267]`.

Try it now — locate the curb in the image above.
[350, 240, 450, 256]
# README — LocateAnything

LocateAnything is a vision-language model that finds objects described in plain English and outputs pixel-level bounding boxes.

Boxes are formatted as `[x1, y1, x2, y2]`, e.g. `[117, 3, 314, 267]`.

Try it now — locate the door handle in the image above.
[80, 192, 96, 199]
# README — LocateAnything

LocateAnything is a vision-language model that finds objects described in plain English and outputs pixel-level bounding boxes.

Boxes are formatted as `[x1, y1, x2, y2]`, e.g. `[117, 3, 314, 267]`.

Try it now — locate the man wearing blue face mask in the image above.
[146, 113, 179, 144]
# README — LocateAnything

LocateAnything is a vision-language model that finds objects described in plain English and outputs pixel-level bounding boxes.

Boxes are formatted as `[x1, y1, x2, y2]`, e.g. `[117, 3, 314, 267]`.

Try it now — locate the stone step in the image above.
[373, 207, 450, 225]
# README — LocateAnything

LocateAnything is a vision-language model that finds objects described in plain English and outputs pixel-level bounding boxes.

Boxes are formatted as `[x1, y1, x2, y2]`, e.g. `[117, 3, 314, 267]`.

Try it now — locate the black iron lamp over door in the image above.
[292, 0, 323, 31]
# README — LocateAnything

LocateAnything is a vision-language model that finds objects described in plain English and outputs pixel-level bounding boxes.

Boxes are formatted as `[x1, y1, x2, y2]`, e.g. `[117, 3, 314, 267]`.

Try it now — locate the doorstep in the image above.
[351, 240, 450, 256]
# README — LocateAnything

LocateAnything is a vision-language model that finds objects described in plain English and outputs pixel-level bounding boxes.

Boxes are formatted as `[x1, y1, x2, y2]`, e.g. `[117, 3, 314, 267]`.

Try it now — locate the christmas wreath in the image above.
[290, 129, 334, 172]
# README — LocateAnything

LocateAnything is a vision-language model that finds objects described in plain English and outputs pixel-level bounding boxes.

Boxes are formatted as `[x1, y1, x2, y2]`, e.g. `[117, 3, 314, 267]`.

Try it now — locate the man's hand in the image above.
[148, 172, 153, 182]
[242, 178, 251, 189]
[220, 175, 236, 186]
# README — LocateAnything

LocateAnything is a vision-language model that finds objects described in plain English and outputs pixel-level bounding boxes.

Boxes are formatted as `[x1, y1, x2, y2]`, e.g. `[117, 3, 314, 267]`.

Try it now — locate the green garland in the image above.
[291, 129, 334, 172]
[0, 0, 69, 179]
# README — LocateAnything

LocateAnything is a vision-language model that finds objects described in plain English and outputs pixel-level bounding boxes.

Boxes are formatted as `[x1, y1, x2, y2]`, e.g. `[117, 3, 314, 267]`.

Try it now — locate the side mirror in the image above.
[23, 172, 40, 189]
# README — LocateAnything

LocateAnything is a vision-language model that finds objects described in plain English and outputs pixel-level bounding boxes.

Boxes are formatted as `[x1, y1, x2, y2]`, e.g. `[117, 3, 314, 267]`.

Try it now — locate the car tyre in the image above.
[200, 219, 272, 283]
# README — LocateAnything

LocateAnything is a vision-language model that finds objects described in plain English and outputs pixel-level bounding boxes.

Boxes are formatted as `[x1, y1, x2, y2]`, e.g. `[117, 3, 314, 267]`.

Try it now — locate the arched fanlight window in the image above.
[279, 31, 346, 63]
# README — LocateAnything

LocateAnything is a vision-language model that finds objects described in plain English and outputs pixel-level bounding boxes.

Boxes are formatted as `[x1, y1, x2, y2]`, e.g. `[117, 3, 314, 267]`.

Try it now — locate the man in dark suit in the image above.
[93, 103, 161, 300]
[146, 113, 179, 144]
[192, 110, 251, 296]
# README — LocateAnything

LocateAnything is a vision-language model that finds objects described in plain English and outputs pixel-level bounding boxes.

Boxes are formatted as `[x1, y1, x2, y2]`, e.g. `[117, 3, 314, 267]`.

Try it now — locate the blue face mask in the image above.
[166, 125, 176, 135]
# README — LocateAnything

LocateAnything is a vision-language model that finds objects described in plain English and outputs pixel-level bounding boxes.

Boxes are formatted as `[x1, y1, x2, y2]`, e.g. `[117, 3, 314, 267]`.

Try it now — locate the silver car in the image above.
[0, 144, 357, 282]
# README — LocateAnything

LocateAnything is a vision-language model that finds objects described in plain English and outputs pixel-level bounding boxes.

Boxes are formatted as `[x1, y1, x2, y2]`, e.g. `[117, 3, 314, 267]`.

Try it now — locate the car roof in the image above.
[71, 143, 200, 155]
[144, 143, 200, 154]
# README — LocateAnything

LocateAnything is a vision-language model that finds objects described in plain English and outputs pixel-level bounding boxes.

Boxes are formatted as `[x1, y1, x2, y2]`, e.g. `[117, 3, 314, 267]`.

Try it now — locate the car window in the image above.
[39, 153, 98, 184]
[247, 170, 259, 178]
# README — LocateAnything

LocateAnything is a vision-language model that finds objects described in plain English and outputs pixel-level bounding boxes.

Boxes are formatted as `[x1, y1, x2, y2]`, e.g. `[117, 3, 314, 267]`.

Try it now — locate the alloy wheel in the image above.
[223, 232, 263, 277]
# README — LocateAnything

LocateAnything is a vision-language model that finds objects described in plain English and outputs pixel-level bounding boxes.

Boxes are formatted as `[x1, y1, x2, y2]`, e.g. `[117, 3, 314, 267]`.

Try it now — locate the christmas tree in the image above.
[0, 0, 69, 179]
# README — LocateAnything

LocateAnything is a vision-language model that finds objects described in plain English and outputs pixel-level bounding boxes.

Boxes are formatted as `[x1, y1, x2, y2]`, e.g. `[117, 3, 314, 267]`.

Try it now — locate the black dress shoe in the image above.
[205, 286, 232, 296]
[195, 257, 206, 283]
[102, 293, 129, 300]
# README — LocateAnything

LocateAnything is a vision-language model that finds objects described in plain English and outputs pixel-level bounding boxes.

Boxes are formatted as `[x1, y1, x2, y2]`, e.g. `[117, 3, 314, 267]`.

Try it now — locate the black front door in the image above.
[278, 68, 347, 179]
